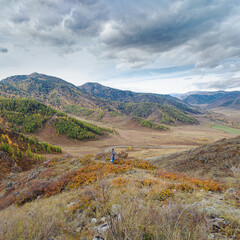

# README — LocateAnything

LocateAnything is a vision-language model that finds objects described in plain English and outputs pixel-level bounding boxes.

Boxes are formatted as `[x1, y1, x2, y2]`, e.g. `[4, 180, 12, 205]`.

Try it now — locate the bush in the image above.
[132, 116, 169, 130]
[0, 142, 14, 154]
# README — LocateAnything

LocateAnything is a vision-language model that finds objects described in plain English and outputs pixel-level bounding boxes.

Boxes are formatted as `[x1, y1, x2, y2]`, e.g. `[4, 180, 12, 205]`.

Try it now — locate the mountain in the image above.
[0, 73, 96, 110]
[170, 91, 202, 100]
[0, 73, 200, 126]
[79, 82, 199, 114]
[182, 91, 240, 109]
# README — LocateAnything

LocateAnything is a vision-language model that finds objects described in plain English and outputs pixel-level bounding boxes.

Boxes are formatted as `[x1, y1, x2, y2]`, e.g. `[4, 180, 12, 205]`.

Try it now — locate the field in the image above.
[211, 124, 240, 134]
[113, 147, 191, 159]
[1, 106, 240, 240]
[31, 112, 236, 159]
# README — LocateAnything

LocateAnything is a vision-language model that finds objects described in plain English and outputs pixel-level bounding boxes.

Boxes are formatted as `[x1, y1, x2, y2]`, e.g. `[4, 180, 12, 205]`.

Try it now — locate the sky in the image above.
[0, 0, 240, 94]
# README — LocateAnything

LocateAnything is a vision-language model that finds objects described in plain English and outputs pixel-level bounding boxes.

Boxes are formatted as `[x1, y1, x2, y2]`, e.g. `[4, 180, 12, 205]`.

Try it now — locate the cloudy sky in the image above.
[0, 0, 240, 94]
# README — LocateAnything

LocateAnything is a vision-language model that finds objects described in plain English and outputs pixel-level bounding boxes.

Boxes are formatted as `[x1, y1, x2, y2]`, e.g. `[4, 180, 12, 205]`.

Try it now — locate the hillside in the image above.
[152, 135, 240, 178]
[116, 102, 198, 125]
[0, 98, 109, 141]
[0, 73, 96, 110]
[183, 91, 240, 109]
[79, 82, 199, 114]
[0, 146, 239, 239]
[0, 126, 62, 181]
[0, 73, 201, 127]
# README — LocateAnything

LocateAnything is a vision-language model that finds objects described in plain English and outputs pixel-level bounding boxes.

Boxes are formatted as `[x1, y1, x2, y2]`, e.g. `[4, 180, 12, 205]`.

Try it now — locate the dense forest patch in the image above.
[0, 98, 108, 140]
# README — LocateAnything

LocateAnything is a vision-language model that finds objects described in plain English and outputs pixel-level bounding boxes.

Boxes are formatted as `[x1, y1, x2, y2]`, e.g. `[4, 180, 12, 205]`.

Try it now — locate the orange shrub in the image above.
[150, 188, 174, 202]
[112, 178, 129, 187]
[135, 179, 160, 188]
[174, 183, 195, 192]
[44, 157, 59, 167]
[70, 163, 131, 189]
[78, 154, 95, 165]
[155, 170, 226, 192]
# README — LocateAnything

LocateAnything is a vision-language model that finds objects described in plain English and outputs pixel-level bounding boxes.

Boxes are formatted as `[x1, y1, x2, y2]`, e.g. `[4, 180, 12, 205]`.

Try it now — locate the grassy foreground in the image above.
[0, 152, 239, 240]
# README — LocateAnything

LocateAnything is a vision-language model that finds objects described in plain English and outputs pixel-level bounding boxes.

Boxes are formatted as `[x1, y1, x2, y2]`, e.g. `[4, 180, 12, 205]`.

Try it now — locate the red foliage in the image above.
[15, 180, 50, 206]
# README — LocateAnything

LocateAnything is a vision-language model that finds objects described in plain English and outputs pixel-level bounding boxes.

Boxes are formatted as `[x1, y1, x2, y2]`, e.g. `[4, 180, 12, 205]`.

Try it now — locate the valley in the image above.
[1, 1, 240, 239]
[0, 73, 239, 240]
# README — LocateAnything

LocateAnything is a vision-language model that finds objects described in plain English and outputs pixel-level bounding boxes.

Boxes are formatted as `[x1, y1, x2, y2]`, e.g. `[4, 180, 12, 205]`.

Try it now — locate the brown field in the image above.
[115, 147, 190, 159]
[32, 112, 238, 159]
[212, 108, 240, 123]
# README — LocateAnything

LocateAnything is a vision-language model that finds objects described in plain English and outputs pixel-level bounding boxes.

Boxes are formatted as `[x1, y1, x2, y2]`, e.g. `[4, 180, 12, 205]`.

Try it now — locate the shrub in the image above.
[155, 170, 226, 192]
[0, 141, 14, 154]
[15, 181, 50, 206]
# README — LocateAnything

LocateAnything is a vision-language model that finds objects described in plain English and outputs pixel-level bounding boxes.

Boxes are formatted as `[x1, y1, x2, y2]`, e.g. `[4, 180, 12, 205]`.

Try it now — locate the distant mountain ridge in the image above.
[182, 91, 240, 109]
[79, 82, 199, 114]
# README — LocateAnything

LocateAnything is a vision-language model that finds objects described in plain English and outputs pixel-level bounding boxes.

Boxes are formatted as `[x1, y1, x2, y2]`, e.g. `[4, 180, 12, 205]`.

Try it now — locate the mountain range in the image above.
[174, 91, 240, 109]
[0, 73, 199, 126]
[79, 82, 198, 113]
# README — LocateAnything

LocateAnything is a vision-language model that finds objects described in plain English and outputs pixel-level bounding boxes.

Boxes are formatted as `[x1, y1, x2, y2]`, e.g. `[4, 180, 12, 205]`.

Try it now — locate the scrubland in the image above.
[0, 152, 239, 240]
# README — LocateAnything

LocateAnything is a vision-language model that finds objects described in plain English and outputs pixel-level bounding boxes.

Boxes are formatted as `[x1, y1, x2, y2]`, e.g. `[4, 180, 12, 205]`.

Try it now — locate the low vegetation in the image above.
[1, 147, 239, 239]
[206, 112, 240, 130]
[132, 116, 169, 130]
[63, 104, 94, 117]
[0, 127, 62, 182]
[211, 124, 240, 134]
[117, 102, 198, 125]
[152, 135, 240, 178]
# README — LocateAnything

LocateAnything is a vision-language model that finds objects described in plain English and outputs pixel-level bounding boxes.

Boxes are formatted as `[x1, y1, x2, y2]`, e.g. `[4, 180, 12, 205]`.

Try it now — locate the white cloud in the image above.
[1, 0, 240, 93]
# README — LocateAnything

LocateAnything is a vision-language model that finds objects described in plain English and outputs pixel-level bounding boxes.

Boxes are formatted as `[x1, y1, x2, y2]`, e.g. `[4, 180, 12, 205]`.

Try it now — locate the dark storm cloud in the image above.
[99, 0, 240, 68]
[0, 47, 8, 53]
[1, 0, 240, 69]
[0, 0, 108, 52]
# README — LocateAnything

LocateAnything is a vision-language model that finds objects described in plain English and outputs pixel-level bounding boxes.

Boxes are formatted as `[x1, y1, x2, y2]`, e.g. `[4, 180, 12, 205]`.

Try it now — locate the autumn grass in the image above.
[0, 192, 75, 240]
[0, 153, 239, 239]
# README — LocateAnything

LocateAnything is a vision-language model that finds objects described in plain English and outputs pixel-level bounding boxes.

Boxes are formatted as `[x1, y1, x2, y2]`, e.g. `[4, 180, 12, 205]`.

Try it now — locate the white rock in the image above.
[92, 218, 97, 224]
[97, 223, 110, 234]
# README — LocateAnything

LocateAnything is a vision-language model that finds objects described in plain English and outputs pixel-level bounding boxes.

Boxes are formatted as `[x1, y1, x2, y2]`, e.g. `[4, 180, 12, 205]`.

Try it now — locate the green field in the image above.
[211, 124, 240, 135]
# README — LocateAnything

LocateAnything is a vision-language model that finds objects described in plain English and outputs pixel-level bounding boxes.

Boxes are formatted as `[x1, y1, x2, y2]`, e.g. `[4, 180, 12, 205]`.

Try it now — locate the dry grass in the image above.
[124, 147, 189, 159]
[0, 152, 240, 239]
[0, 192, 76, 240]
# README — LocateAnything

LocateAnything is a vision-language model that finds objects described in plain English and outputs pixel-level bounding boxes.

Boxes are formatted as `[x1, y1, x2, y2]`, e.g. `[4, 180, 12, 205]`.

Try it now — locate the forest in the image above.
[0, 98, 105, 140]
[116, 102, 198, 125]
[132, 117, 169, 130]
